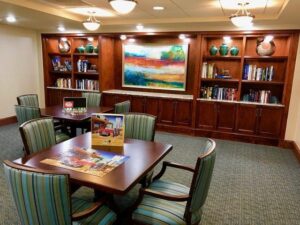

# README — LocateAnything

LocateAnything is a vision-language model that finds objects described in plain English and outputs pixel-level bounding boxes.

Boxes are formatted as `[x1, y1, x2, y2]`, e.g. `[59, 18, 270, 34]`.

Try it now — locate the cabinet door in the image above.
[101, 94, 116, 107]
[174, 100, 192, 126]
[131, 96, 145, 113]
[115, 94, 131, 104]
[196, 101, 216, 130]
[216, 103, 237, 132]
[46, 89, 61, 106]
[159, 99, 175, 124]
[145, 97, 159, 116]
[258, 106, 283, 137]
[236, 104, 257, 134]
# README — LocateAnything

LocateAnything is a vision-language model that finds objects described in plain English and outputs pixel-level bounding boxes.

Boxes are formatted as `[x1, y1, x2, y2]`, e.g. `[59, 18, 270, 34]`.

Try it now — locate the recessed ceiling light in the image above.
[6, 15, 16, 23]
[153, 6, 165, 11]
[128, 38, 136, 43]
[58, 26, 65, 32]
[120, 35, 127, 40]
[136, 24, 144, 31]
[87, 37, 94, 42]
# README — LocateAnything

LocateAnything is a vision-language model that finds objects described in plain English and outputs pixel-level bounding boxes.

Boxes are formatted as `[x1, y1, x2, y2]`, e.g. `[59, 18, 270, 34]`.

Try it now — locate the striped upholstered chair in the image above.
[3, 160, 117, 225]
[15, 105, 41, 125]
[82, 92, 101, 107]
[19, 117, 70, 156]
[17, 94, 39, 107]
[115, 100, 131, 114]
[125, 113, 156, 141]
[132, 139, 216, 225]
[125, 113, 156, 186]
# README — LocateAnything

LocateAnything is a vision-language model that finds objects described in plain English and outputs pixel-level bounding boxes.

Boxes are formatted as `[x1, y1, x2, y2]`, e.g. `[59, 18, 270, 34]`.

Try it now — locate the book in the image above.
[91, 114, 125, 151]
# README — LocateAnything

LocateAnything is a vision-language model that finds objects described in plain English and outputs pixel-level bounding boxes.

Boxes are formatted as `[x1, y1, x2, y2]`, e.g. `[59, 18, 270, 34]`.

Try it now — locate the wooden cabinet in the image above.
[236, 104, 283, 137]
[174, 100, 192, 126]
[131, 96, 146, 113]
[196, 101, 236, 131]
[144, 97, 159, 116]
[159, 99, 175, 124]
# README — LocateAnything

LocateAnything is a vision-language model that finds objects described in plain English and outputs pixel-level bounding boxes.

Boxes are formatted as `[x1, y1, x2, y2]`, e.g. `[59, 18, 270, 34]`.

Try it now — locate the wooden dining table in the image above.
[14, 132, 173, 195]
[40, 105, 114, 136]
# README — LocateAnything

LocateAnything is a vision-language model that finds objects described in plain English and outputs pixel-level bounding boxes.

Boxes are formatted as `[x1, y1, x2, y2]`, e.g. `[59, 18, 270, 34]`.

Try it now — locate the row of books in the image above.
[242, 89, 273, 103]
[201, 62, 232, 79]
[243, 64, 274, 81]
[200, 86, 238, 101]
[75, 79, 99, 91]
[52, 56, 72, 72]
[55, 78, 71, 88]
[77, 59, 97, 73]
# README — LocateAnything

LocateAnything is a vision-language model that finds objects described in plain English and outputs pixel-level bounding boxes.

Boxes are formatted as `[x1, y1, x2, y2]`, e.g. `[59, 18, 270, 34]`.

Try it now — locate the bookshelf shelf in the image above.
[50, 71, 72, 75]
[244, 56, 288, 61]
[241, 80, 284, 85]
[203, 56, 241, 60]
[201, 78, 239, 83]
[74, 72, 99, 76]
[48, 52, 71, 56]
[73, 53, 98, 56]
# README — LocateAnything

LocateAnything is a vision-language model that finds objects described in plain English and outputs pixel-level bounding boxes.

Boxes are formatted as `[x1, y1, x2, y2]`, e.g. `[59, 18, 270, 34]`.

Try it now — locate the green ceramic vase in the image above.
[219, 43, 229, 56]
[94, 46, 98, 53]
[77, 45, 85, 53]
[209, 45, 218, 56]
[85, 43, 94, 53]
[230, 46, 239, 56]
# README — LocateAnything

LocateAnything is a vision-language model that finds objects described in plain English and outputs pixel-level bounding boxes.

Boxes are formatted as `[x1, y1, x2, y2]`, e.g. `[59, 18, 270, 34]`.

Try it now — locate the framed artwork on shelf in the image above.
[122, 43, 189, 91]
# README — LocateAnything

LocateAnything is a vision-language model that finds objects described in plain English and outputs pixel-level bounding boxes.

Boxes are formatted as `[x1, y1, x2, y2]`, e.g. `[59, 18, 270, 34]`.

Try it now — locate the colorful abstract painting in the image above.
[122, 43, 188, 91]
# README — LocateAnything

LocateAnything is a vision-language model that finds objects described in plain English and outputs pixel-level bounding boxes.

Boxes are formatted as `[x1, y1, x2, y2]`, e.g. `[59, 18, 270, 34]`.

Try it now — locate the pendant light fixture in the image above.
[230, 2, 254, 28]
[109, 0, 137, 14]
[82, 12, 101, 31]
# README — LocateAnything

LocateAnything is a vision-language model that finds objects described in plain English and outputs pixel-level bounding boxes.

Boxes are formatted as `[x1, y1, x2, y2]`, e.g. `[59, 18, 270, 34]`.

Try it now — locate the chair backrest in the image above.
[114, 100, 131, 114]
[125, 113, 156, 141]
[19, 117, 56, 156]
[82, 92, 101, 107]
[17, 94, 39, 107]
[15, 105, 41, 125]
[185, 139, 216, 221]
[3, 160, 72, 225]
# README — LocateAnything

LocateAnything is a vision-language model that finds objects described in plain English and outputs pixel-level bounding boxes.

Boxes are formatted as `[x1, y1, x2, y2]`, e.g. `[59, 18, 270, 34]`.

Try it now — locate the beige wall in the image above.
[285, 34, 300, 145]
[0, 24, 44, 119]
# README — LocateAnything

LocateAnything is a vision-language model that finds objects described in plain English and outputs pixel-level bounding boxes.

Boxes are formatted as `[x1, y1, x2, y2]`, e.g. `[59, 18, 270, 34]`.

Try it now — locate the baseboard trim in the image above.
[282, 140, 300, 162]
[0, 116, 17, 126]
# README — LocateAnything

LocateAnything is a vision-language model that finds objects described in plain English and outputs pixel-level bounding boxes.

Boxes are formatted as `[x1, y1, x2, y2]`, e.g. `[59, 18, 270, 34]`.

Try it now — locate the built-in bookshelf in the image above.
[199, 34, 290, 105]
[42, 34, 115, 106]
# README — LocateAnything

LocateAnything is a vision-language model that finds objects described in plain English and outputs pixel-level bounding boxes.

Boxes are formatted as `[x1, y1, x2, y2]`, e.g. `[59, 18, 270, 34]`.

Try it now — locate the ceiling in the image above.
[0, 0, 299, 33]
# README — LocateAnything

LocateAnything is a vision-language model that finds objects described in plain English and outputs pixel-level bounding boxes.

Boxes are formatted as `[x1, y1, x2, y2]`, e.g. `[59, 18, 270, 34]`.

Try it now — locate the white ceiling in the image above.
[0, 0, 298, 33]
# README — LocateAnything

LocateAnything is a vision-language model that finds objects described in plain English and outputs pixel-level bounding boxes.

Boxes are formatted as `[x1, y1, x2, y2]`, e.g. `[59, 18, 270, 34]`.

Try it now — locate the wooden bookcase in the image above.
[41, 31, 299, 146]
[42, 34, 115, 106]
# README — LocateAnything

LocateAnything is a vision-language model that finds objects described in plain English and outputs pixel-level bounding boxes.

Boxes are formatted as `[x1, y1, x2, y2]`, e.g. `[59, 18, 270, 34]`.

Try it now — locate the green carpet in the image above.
[0, 124, 299, 225]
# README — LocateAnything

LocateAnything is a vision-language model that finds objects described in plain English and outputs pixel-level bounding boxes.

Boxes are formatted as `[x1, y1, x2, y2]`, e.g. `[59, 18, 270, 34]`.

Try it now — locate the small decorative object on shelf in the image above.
[256, 37, 276, 56]
[230, 46, 239, 56]
[77, 45, 85, 53]
[219, 43, 229, 56]
[58, 39, 71, 53]
[201, 62, 232, 79]
[51, 56, 72, 72]
[94, 46, 98, 53]
[85, 42, 94, 53]
[209, 45, 218, 56]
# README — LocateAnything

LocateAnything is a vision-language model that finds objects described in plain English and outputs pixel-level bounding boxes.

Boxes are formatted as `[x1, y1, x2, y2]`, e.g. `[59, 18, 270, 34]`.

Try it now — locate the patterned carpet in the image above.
[0, 123, 299, 225]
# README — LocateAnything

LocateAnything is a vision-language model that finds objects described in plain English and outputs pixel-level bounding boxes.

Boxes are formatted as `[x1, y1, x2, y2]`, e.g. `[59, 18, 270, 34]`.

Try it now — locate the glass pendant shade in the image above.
[109, 0, 137, 14]
[230, 15, 254, 27]
[82, 13, 100, 31]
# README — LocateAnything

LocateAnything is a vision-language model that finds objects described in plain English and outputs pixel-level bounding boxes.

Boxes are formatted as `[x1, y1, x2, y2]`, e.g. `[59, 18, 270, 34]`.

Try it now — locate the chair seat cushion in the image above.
[72, 197, 116, 225]
[132, 180, 200, 225]
[56, 132, 70, 143]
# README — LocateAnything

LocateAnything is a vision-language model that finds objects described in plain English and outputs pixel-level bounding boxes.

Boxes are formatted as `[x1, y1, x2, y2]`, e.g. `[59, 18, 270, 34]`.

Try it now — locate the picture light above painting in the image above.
[122, 43, 189, 91]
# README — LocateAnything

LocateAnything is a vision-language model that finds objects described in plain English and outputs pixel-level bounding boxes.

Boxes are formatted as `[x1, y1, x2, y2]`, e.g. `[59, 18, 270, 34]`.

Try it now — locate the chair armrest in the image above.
[153, 161, 195, 181]
[72, 198, 105, 221]
[141, 188, 190, 202]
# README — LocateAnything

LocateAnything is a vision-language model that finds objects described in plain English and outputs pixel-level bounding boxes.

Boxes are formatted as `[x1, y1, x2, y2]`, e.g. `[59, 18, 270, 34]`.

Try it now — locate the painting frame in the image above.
[122, 43, 189, 91]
